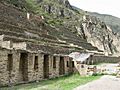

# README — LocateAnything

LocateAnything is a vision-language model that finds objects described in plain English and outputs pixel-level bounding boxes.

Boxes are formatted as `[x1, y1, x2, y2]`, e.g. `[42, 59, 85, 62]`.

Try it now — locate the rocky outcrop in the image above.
[80, 15, 117, 55]
[88, 12, 120, 33]
[57, 0, 71, 8]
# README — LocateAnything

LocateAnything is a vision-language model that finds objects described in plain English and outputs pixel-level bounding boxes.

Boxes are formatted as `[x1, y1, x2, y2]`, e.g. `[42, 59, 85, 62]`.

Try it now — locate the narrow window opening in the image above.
[7, 54, 13, 71]
[53, 56, 56, 68]
[72, 61, 74, 68]
[67, 61, 69, 67]
[34, 56, 38, 71]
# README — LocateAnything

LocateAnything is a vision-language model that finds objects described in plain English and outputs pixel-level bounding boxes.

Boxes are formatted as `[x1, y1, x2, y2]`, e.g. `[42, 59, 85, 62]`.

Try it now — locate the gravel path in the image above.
[74, 75, 120, 90]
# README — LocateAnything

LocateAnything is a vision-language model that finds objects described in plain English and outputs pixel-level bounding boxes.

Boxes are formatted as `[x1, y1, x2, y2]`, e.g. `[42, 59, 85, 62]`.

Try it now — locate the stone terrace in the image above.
[0, 2, 100, 87]
[0, 2, 98, 53]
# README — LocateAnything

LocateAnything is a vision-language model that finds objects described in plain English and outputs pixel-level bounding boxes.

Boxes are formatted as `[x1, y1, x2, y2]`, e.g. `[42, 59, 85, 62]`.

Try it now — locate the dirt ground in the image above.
[74, 75, 120, 90]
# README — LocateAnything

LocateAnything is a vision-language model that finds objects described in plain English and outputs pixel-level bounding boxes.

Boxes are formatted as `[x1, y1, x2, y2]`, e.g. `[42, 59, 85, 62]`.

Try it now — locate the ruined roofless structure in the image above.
[0, 2, 100, 86]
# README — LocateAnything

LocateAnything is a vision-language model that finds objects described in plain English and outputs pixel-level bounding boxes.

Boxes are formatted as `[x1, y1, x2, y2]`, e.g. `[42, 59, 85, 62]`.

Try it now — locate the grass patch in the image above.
[1, 74, 101, 90]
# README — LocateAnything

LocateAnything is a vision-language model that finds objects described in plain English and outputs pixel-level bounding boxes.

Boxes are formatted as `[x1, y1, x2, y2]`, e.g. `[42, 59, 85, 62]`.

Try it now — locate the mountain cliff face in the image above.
[88, 12, 120, 34]
[80, 15, 120, 56]
[1, 0, 120, 56]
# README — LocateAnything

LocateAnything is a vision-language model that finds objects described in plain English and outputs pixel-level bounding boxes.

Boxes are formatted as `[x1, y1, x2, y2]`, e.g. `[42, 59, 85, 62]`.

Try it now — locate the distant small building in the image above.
[69, 52, 94, 76]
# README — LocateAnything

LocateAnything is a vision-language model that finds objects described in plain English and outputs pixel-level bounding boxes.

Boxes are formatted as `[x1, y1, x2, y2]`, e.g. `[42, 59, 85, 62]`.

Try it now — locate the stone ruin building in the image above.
[0, 2, 120, 87]
[0, 34, 76, 86]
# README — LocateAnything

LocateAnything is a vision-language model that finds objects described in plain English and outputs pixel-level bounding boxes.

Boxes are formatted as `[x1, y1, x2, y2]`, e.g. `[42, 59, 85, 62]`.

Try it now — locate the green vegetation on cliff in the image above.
[1, 0, 120, 55]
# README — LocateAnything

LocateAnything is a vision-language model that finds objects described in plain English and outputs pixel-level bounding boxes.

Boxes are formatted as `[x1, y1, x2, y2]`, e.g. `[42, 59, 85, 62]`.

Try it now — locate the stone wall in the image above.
[0, 49, 73, 87]
[1, 41, 12, 49]
[49, 55, 60, 78]
[93, 55, 120, 64]
[74, 61, 88, 76]
[0, 49, 9, 86]
[13, 42, 27, 50]
[9, 51, 21, 84]
[27, 53, 44, 82]
[64, 56, 72, 75]
[0, 50, 21, 86]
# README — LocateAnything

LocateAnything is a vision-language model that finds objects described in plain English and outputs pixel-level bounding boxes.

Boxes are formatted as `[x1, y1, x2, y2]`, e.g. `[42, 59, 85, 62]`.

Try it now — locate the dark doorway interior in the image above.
[19, 53, 28, 81]
[7, 54, 13, 72]
[53, 56, 56, 68]
[7, 54, 13, 83]
[89, 55, 93, 65]
[43, 55, 49, 79]
[59, 57, 65, 75]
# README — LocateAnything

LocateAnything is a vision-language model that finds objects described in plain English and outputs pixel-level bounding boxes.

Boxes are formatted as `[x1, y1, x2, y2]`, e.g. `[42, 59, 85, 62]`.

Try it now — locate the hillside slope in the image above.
[0, 0, 120, 56]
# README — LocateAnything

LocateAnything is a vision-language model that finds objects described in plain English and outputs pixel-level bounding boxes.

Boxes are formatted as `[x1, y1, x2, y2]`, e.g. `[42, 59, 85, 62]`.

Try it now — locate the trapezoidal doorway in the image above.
[43, 55, 49, 79]
[59, 57, 65, 75]
[19, 53, 28, 82]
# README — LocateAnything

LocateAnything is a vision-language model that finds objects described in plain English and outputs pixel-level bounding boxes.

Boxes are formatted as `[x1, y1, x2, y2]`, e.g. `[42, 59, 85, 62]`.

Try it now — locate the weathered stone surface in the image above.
[1, 0, 120, 87]
[0, 48, 73, 86]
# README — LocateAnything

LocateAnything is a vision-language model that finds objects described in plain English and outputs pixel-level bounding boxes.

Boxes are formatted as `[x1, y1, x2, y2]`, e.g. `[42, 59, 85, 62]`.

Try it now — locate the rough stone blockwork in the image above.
[93, 55, 120, 64]
[0, 49, 73, 87]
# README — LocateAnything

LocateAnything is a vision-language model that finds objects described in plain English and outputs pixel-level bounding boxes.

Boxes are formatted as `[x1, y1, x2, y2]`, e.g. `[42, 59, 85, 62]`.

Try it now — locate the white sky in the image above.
[68, 0, 120, 18]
